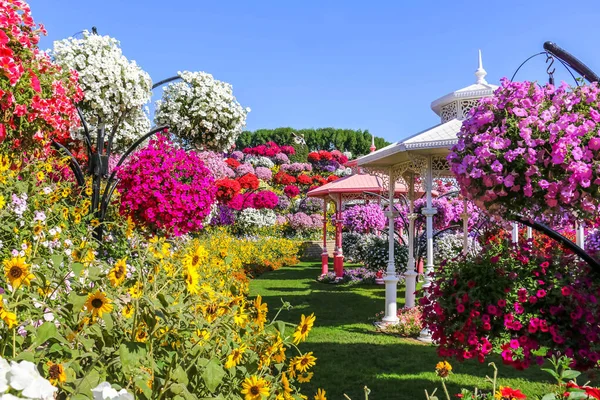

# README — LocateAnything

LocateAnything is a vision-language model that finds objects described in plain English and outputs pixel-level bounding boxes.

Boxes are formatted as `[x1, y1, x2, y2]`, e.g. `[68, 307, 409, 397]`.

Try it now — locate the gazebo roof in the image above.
[306, 173, 408, 198]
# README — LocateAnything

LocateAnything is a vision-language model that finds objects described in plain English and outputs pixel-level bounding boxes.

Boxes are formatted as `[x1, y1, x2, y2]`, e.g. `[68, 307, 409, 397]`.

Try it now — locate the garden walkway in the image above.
[250, 262, 558, 399]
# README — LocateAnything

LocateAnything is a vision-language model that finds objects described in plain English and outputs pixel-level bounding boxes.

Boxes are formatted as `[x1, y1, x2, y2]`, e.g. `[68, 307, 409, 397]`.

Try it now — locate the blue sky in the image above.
[29, 0, 600, 143]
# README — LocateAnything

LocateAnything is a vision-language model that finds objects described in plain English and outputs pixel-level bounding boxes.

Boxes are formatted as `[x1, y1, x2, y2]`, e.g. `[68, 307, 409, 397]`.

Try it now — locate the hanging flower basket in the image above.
[449, 78, 600, 225]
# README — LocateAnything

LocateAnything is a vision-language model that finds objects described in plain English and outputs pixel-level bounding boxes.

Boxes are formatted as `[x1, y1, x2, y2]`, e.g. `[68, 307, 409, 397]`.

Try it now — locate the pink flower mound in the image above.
[342, 203, 386, 233]
[117, 135, 216, 236]
[197, 151, 235, 179]
[449, 79, 600, 223]
[253, 190, 279, 209]
[255, 166, 272, 181]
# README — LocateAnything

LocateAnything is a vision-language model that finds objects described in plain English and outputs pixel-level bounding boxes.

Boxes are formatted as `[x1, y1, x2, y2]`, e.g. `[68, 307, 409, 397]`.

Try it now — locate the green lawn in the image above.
[249, 262, 578, 400]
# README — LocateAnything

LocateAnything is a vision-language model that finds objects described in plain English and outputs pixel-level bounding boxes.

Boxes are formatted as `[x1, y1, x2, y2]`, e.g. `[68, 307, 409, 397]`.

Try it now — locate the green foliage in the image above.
[236, 127, 390, 158]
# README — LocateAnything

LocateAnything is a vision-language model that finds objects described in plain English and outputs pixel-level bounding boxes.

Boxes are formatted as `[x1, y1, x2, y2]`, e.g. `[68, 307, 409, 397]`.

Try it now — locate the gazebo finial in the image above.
[475, 49, 488, 85]
[370, 135, 376, 153]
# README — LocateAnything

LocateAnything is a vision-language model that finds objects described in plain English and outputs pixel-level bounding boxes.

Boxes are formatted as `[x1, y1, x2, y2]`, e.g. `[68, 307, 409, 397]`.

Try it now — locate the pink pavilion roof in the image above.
[307, 173, 408, 198]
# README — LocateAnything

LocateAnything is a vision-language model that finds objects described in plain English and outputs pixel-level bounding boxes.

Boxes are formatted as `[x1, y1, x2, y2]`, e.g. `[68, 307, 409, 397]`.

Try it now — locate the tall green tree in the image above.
[236, 127, 390, 158]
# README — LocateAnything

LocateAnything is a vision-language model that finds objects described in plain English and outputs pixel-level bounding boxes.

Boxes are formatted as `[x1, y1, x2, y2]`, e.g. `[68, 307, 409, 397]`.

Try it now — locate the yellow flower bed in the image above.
[0, 154, 316, 399]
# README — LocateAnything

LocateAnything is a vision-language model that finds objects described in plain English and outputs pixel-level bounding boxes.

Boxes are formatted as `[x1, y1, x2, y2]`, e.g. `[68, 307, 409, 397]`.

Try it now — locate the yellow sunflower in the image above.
[292, 313, 316, 344]
[183, 244, 208, 269]
[3, 257, 34, 289]
[84, 291, 113, 318]
[107, 258, 127, 287]
[435, 360, 452, 378]
[1, 309, 16, 329]
[0, 195, 5, 209]
[46, 362, 66, 386]
[314, 389, 326, 400]
[292, 352, 317, 373]
[128, 281, 143, 298]
[135, 324, 149, 343]
[241, 376, 270, 400]
[225, 343, 246, 369]
[253, 295, 268, 328]
[281, 373, 292, 395]
[234, 303, 249, 327]
[297, 371, 313, 383]
[184, 266, 200, 295]
[122, 303, 134, 319]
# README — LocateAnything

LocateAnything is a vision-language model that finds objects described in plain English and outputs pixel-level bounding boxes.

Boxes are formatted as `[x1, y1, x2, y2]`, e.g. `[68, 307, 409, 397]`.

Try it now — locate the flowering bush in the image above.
[362, 235, 408, 274]
[52, 31, 151, 151]
[255, 166, 272, 181]
[342, 203, 386, 233]
[374, 307, 423, 337]
[433, 231, 481, 265]
[280, 163, 312, 175]
[342, 232, 375, 263]
[243, 141, 294, 157]
[0, 1, 82, 152]
[117, 135, 216, 236]
[197, 151, 235, 179]
[286, 212, 321, 232]
[421, 232, 600, 370]
[215, 177, 241, 203]
[235, 163, 255, 177]
[237, 173, 259, 190]
[284, 185, 300, 198]
[317, 268, 376, 285]
[253, 190, 279, 209]
[237, 208, 277, 231]
[449, 79, 600, 224]
[210, 204, 236, 226]
[154, 71, 250, 152]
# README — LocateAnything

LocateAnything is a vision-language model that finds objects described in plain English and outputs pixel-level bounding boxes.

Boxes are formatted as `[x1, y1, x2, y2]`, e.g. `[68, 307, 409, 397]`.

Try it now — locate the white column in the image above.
[526, 227, 533, 241]
[421, 156, 437, 287]
[462, 198, 469, 255]
[405, 174, 418, 308]
[576, 222, 585, 248]
[511, 223, 519, 244]
[382, 169, 399, 324]
[419, 157, 436, 343]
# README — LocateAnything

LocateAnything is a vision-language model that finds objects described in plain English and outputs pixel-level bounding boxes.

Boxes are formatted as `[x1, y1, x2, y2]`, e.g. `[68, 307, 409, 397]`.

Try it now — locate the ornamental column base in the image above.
[404, 269, 418, 308]
[418, 328, 433, 343]
[334, 254, 344, 278]
[381, 274, 399, 323]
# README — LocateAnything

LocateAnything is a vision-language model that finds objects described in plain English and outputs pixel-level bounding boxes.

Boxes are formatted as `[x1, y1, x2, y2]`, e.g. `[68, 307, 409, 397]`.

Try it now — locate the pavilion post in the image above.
[576, 222, 585, 248]
[512, 223, 519, 244]
[334, 194, 344, 278]
[321, 199, 328, 275]
[382, 168, 399, 323]
[405, 173, 418, 308]
[527, 226, 533, 241]
[421, 156, 437, 286]
[419, 156, 436, 342]
[462, 198, 469, 255]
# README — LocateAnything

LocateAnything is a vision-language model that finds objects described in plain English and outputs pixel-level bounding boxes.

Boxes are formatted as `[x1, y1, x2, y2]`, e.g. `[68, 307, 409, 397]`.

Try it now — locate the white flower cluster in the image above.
[246, 156, 274, 168]
[434, 231, 481, 264]
[237, 208, 276, 230]
[0, 358, 56, 399]
[52, 31, 152, 150]
[154, 71, 250, 152]
[92, 382, 133, 400]
[334, 167, 352, 177]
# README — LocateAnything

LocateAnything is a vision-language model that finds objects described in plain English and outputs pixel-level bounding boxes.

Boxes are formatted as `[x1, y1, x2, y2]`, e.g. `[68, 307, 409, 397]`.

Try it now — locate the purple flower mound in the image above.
[255, 166, 273, 181]
[211, 205, 236, 226]
[287, 212, 318, 231]
[236, 163, 255, 176]
[274, 152, 290, 164]
[117, 135, 217, 236]
[342, 203, 386, 233]
[277, 195, 291, 210]
[230, 150, 245, 161]
[253, 190, 279, 209]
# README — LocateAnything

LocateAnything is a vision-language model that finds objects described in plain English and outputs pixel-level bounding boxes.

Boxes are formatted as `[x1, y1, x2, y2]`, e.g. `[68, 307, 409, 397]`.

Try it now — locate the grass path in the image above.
[250, 262, 561, 400]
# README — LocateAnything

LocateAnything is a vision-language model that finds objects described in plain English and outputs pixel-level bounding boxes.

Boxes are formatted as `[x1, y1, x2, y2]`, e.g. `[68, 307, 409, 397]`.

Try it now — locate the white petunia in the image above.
[92, 382, 133, 400]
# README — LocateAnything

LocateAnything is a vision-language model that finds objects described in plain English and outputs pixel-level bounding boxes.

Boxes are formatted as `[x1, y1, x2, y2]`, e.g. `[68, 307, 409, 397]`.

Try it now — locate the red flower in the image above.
[284, 185, 300, 198]
[237, 173, 259, 190]
[318, 150, 333, 161]
[215, 178, 241, 202]
[307, 152, 321, 162]
[274, 171, 296, 185]
[225, 158, 241, 169]
[297, 174, 313, 185]
[327, 175, 340, 182]
[499, 386, 526, 399]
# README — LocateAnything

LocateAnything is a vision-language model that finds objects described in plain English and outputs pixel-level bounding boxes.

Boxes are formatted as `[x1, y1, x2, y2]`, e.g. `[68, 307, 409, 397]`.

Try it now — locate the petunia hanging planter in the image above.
[448, 78, 600, 225]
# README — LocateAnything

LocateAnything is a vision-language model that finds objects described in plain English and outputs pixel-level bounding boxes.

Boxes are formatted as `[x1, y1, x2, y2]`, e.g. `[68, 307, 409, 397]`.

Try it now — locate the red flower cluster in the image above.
[307, 150, 348, 164]
[0, 0, 82, 152]
[215, 178, 241, 202]
[237, 173, 259, 190]
[296, 174, 313, 186]
[327, 175, 340, 182]
[243, 141, 295, 157]
[273, 171, 296, 185]
[421, 231, 600, 370]
[225, 157, 241, 169]
[284, 185, 300, 198]
[497, 387, 527, 400]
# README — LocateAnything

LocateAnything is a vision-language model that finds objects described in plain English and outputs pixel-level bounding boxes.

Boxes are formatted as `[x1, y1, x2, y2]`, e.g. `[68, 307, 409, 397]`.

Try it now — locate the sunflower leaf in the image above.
[34, 321, 57, 346]
[202, 358, 225, 393]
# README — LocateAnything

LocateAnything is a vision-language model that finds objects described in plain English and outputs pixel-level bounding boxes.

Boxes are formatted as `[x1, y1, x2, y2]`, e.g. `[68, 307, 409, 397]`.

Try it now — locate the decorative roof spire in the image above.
[370, 135, 376, 152]
[474, 49, 487, 84]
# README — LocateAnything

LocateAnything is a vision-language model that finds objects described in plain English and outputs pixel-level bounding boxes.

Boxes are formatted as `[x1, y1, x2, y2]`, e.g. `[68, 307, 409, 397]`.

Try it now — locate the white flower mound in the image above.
[238, 208, 276, 230]
[0, 358, 56, 399]
[52, 31, 152, 151]
[154, 71, 250, 152]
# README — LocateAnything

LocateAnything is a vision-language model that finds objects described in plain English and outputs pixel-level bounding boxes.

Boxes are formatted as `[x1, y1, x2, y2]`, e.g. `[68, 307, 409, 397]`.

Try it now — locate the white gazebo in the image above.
[357, 51, 498, 328]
